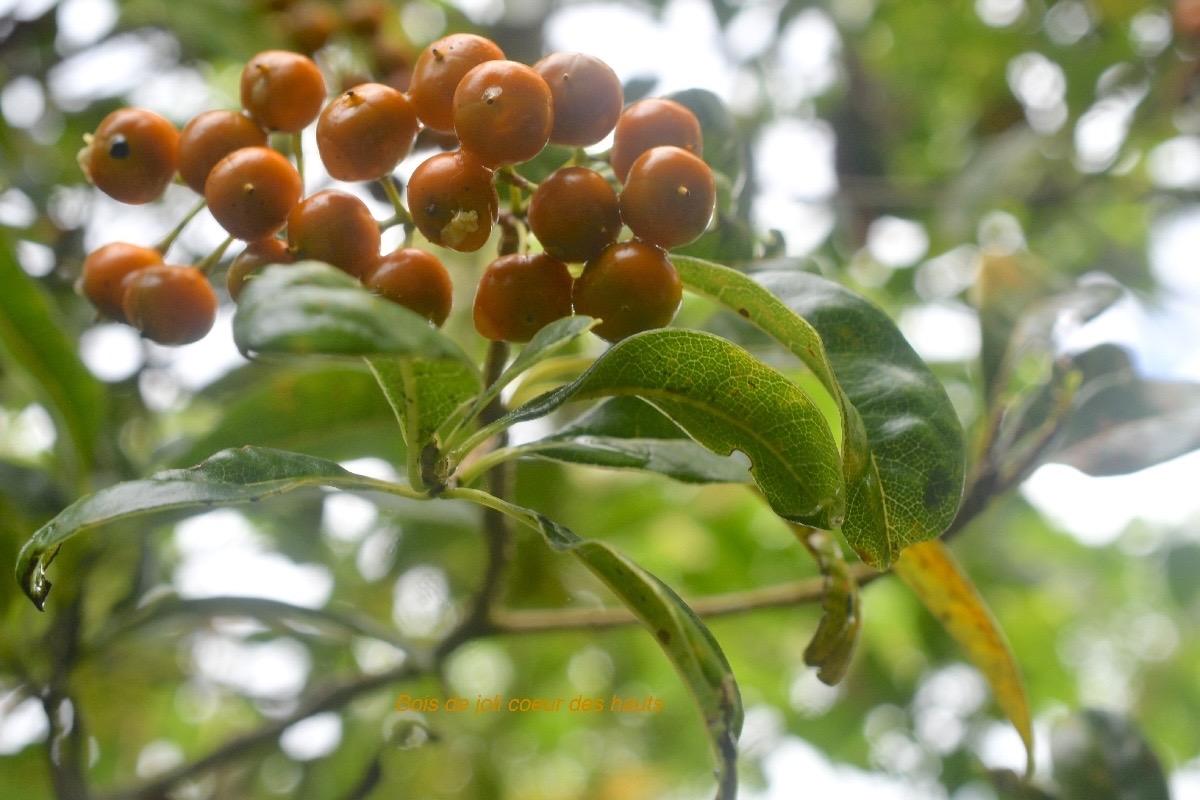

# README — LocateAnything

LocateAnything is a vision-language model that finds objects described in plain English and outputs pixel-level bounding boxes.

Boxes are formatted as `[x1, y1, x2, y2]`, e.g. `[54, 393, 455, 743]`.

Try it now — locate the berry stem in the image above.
[153, 198, 208, 254]
[195, 236, 235, 276]
[290, 131, 305, 188]
[495, 167, 537, 194]
[378, 176, 414, 229]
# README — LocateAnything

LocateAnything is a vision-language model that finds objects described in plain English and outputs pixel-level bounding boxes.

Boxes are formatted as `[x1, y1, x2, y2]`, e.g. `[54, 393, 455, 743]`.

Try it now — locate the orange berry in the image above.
[280, 0, 340, 55]
[205, 146, 303, 241]
[408, 33, 504, 133]
[452, 60, 553, 168]
[534, 52, 624, 147]
[619, 146, 716, 250]
[240, 50, 327, 132]
[79, 242, 164, 322]
[317, 83, 420, 182]
[365, 247, 454, 326]
[78, 108, 179, 204]
[473, 253, 574, 342]
[286, 189, 381, 278]
[407, 150, 498, 252]
[572, 240, 681, 342]
[122, 265, 218, 345]
[177, 110, 268, 194]
[527, 166, 621, 263]
[610, 98, 703, 184]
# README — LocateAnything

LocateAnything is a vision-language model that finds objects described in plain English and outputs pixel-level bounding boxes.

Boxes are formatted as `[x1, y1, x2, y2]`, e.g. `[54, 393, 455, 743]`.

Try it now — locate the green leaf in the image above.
[230, 261, 484, 487]
[1050, 709, 1170, 800]
[532, 513, 742, 800]
[521, 396, 752, 484]
[159, 364, 404, 467]
[676, 256, 964, 563]
[365, 356, 482, 485]
[15, 446, 402, 610]
[232, 262, 477, 367]
[676, 256, 964, 565]
[755, 270, 965, 555]
[895, 540, 1033, 774]
[1043, 345, 1200, 476]
[495, 328, 845, 529]
[0, 232, 106, 475]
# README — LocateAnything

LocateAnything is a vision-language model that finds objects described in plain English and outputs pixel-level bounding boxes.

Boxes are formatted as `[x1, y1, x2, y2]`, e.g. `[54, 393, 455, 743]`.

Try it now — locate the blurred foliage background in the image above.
[3, 0, 1200, 798]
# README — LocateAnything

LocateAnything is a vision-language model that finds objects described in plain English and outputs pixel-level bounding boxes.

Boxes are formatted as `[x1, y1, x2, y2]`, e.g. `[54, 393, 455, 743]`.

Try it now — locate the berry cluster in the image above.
[76, 32, 717, 347]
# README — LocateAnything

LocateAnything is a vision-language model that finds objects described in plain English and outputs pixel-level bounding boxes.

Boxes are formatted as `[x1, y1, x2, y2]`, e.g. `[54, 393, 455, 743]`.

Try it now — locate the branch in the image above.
[437, 340, 515, 658]
[97, 659, 427, 800]
[490, 564, 881, 634]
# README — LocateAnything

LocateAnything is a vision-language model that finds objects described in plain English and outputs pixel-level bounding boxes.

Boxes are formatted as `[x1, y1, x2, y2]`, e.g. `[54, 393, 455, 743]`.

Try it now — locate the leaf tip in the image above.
[16, 556, 51, 611]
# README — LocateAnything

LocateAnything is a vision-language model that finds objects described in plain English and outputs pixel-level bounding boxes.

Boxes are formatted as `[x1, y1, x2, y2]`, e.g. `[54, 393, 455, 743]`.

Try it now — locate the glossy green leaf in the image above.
[15, 446, 400, 610]
[676, 256, 963, 565]
[895, 540, 1033, 774]
[496, 328, 845, 529]
[533, 512, 742, 799]
[1051, 709, 1170, 800]
[520, 396, 752, 484]
[232, 262, 477, 367]
[0, 232, 106, 474]
[159, 364, 403, 467]
[755, 268, 965, 562]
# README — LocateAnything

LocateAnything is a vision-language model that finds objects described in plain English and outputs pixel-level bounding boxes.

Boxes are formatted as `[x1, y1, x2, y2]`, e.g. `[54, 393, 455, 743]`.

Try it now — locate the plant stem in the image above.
[437, 341, 514, 658]
[454, 444, 524, 486]
[495, 166, 537, 193]
[152, 198, 207, 253]
[378, 176, 413, 227]
[490, 565, 882, 634]
[194, 235, 234, 276]
[291, 131, 305, 187]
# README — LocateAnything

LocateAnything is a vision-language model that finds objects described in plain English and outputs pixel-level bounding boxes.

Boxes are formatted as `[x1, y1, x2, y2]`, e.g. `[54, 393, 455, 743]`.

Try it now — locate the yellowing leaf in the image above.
[894, 540, 1033, 774]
